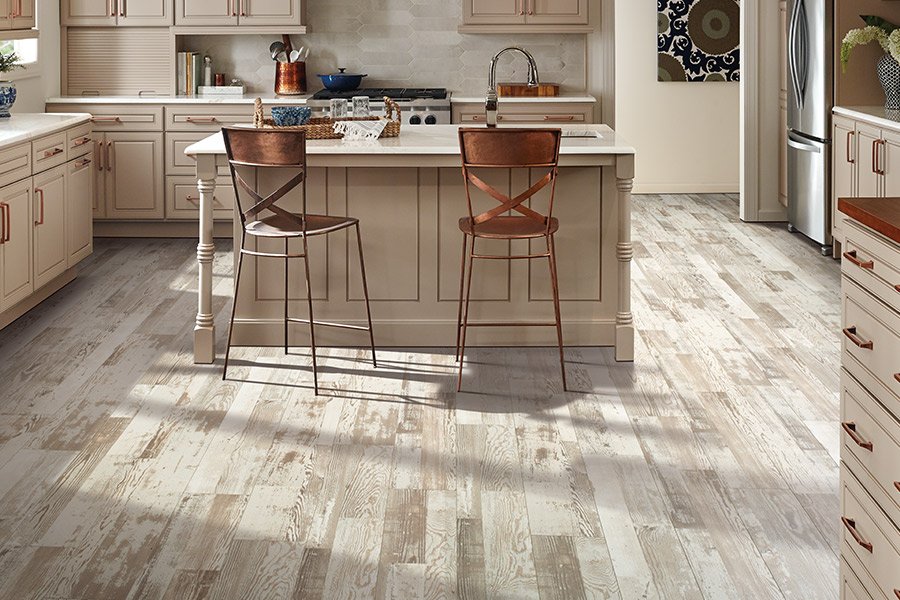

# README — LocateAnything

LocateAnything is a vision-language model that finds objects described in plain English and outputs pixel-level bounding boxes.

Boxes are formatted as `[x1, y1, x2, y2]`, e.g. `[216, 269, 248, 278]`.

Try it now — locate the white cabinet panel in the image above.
[32, 165, 68, 289]
[0, 178, 32, 310]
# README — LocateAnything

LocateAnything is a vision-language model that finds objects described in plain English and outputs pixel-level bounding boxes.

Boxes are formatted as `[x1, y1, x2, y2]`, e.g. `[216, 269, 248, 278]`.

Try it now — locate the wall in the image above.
[615, 0, 740, 194]
[182, 0, 587, 95]
[9, 0, 60, 113]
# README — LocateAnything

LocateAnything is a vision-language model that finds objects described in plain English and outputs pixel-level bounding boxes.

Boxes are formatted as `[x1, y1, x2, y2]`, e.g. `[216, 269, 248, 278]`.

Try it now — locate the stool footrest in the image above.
[459, 321, 558, 328]
[287, 317, 371, 332]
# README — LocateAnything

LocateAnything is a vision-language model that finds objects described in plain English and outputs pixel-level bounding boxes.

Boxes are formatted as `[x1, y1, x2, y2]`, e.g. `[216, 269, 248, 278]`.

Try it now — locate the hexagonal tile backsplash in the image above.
[182, 0, 587, 95]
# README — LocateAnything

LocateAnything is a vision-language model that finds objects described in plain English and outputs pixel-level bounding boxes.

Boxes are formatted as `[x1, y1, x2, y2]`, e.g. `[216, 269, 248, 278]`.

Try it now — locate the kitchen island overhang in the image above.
[186, 124, 635, 364]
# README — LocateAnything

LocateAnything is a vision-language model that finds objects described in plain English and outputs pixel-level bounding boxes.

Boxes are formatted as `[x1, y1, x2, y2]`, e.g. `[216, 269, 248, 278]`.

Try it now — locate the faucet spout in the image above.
[485, 47, 540, 127]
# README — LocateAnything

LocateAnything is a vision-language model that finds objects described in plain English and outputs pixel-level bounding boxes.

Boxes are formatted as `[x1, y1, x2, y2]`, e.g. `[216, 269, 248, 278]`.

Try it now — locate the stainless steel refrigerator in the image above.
[787, 0, 833, 253]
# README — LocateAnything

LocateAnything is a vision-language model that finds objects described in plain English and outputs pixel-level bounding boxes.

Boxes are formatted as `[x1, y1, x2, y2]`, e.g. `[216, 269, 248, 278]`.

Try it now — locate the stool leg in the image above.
[455, 231, 467, 362]
[284, 238, 289, 354]
[355, 222, 377, 368]
[457, 235, 476, 392]
[548, 234, 567, 392]
[223, 234, 246, 380]
[302, 236, 319, 395]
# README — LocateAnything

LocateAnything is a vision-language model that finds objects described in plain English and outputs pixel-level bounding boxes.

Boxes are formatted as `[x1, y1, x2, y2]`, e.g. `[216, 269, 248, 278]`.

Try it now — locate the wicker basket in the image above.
[253, 97, 401, 140]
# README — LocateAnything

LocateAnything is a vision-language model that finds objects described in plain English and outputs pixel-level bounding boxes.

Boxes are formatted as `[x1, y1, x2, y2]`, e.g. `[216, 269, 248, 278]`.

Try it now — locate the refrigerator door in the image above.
[788, 131, 832, 246]
[787, 0, 833, 140]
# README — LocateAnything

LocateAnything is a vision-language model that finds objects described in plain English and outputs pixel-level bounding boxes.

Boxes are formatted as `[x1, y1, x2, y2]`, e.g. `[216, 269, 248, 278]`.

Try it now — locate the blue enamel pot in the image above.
[317, 68, 367, 92]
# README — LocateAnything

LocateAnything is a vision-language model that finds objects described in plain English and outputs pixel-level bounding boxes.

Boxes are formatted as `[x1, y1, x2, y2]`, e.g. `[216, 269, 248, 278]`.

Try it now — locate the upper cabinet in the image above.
[461, 0, 589, 32]
[0, 0, 36, 30]
[174, 0, 305, 29]
[62, 0, 172, 27]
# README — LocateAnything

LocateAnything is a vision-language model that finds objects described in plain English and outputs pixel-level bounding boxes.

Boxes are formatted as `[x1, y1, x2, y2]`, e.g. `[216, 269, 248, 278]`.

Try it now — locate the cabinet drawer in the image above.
[460, 111, 588, 124]
[841, 369, 900, 528]
[166, 176, 234, 220]
[841, 558, 876, 600]
[165, 132, 230, 176]
[32, 132, 68, 174]
[843, 218, 900, 315]
[841, 464, 900, 600]
[47, 104, 165, 132]
[66, 123, 94, 159]
[0, 143, 32, 188]
[166, 106, 256, 132]
[842, 276, 900, 410]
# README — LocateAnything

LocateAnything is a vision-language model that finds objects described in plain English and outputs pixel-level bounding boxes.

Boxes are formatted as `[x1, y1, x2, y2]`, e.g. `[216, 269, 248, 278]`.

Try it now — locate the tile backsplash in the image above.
[181, 0, 587, 95]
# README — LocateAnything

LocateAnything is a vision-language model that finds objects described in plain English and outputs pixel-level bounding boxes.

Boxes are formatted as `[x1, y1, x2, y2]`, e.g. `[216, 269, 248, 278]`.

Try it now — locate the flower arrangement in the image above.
[841, 16, 900, 72]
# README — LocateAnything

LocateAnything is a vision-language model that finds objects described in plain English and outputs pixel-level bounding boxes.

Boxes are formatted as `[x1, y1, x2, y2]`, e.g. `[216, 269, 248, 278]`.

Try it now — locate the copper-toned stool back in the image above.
[458, 128, 562, 237]
[222, 127, 308, 233]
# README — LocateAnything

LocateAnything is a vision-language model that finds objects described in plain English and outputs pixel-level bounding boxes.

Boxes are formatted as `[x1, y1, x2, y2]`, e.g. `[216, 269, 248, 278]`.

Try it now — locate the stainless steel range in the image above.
[307, 88, 451, 125]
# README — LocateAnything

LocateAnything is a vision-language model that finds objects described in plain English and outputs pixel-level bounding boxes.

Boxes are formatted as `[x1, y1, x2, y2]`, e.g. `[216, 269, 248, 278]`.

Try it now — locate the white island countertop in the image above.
[0, 113, 92, 151]
[186, 123, 633, 158]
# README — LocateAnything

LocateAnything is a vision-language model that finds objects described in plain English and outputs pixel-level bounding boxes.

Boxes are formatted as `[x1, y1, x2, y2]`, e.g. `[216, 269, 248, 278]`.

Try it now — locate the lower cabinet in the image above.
[67, 154, 94, 265]
[0, 178, 33, 311]
[95, 132, 164, 220]
[32, 165, 68, 290]
[452, 101, 595, 124]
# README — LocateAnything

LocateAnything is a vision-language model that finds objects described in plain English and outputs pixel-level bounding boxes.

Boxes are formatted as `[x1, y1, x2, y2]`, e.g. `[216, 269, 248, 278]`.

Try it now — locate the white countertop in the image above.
[0, 113, 92, 151]
[46, 94, 313, 105]
[834, 105, 900, 130]
[185, 123, 633, 157]
[450, 95, 597, 104]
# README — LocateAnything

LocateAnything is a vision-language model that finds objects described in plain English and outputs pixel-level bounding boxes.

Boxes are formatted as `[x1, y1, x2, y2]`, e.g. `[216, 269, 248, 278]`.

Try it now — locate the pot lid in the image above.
[318, 68, 368, 77]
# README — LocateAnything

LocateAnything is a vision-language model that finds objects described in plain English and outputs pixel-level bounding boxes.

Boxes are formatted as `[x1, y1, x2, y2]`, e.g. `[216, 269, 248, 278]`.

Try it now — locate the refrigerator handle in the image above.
[787, 132, 821, 153]
[788, 0, 802, 109]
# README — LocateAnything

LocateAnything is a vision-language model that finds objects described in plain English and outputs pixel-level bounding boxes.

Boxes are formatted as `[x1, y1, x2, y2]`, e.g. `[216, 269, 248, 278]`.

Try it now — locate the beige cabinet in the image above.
[452, 100, 595, 124]
[32, 165, 67, 290]
[855, 123, 881, 199]
[101, 132, 164, 220]
[174, 0, 303, 27]
[462, 0, 587, 29]
[66, 154, 94, 266]
[832, 115, 856, 242]
[879, 128, 900, 198]
[8, 0, 35, 29]
[62, 0, 171, 26]
[0, 178, 33, 311]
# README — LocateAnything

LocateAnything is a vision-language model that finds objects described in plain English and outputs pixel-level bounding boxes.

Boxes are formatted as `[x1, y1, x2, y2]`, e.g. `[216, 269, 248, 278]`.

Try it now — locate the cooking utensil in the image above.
[269, 41, 285, 61]
[318, 68, 367, 92]
[290, 50, 301, 63]
[282, 34, 293, 57]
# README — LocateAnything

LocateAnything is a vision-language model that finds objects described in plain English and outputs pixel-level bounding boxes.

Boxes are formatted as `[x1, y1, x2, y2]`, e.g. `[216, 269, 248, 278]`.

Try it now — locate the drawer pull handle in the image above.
[895, 373, 900, 385]
[841, 421, 873, 451]
[91, 116, 121, 123]
[42, 148, 64, 159]
[894, 590, 899, 600]
[843, 250, 874, 270]
[186, 195, 219, 202]
[0, 202, 8, 243]
[543, 115, 576, 122]
[186, 117, 219, 124]
[841, 516, 873, 552]
[75, 158, 92, 169]
[34, 188, 44, 226]
[72, 136, 91, 147]
[843, 327, 874, 350]
[896, 284, 900, 294]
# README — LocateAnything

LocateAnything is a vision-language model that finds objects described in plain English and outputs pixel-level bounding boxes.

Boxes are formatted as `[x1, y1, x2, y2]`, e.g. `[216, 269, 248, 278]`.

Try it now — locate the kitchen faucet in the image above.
[485, 47, 540, 127]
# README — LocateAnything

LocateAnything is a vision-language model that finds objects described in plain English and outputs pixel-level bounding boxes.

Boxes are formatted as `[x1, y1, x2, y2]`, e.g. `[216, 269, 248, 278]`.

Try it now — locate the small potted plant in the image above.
[842, 16, 900, 109]
[0, 51, 23, 118]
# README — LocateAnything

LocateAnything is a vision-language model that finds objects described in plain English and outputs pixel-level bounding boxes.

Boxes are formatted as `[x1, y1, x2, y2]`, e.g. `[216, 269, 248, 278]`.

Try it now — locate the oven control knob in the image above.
[425, 114, 437, 125]
[409, 114, 422, 125]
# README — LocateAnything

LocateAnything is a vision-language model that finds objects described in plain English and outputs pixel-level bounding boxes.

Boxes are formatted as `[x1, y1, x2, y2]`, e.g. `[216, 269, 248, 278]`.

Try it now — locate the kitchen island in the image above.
[186, 124, 635, 364]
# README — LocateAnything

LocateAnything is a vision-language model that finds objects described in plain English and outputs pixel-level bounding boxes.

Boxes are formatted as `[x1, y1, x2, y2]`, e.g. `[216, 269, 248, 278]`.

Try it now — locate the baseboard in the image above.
[744, 207, 789, 223]
[633, 183, 740, 195]
[0, 267, 78, 331]
[94, 221, 234, 238]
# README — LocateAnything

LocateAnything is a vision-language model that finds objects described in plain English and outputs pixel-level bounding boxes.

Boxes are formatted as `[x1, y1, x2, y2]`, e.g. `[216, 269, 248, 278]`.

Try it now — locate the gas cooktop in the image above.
[311, 88, 449, 101]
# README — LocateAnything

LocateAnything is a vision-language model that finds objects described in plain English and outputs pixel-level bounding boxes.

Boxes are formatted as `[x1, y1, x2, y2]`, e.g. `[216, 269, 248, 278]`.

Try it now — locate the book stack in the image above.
[176, 52, 203, 96]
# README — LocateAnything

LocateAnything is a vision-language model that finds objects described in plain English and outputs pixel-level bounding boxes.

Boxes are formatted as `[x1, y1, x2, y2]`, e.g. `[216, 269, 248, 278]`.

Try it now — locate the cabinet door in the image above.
[61, 0, 117, 26]
[526, 0, 586, 25]
[10, 0, 35, 29]
[880, 128, 900, 198]
[66, 155, 94, 266]
[0, 0, 11, 29]
[175, 0, 236, 25]
[104, 132, 164, 220]
[0, 179, 32, 311]
[118, 0, 172, 26]
[32, 166, 68, 290]
[92, 137, 106, 219]
[832, 116, 856, 240]
[239, 0, 302, 26]
[464, 0, 525, 25]
[856, 125, 881, 198]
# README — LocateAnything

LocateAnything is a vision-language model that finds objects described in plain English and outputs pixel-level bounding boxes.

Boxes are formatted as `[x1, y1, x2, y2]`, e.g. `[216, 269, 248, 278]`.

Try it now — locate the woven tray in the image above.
[253, 97, 401, 140]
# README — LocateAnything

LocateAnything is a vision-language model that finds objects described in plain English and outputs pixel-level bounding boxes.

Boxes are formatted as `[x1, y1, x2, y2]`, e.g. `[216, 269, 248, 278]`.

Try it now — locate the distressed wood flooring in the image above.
[0, 194, 841, 599]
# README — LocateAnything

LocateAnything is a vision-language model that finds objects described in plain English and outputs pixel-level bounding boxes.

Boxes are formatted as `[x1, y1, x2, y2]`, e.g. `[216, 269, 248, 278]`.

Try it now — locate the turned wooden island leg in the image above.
[194, 155, 218, 364]
[615, 155, 635, 362]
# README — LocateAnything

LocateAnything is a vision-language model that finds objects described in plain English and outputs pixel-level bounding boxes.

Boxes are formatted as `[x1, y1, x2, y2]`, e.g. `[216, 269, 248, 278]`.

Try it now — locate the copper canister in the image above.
[275, 62, 307, 95]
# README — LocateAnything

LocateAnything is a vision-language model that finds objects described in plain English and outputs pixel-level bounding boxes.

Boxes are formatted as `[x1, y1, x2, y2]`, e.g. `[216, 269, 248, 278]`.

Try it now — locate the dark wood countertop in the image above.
[838, 197, 900, 244]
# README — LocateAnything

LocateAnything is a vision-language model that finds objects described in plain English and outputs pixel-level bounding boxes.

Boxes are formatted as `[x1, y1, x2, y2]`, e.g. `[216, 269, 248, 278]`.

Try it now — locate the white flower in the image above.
[841, 25, 890, 71]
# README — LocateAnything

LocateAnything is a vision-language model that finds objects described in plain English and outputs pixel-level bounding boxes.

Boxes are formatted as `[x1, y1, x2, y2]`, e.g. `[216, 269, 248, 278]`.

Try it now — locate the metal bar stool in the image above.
[455, 128, 566, 392]
[221, 127, 376, 394]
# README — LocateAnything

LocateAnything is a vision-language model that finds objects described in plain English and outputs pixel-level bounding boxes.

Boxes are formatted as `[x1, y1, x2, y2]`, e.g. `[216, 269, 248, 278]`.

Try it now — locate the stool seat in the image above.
[246, 213, 358, 238]
[458, 215, 559, 239]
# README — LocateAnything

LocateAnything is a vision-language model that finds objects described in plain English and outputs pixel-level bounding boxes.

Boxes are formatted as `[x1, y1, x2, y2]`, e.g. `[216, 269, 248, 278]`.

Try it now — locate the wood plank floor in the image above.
[0, 194, 841, 600]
